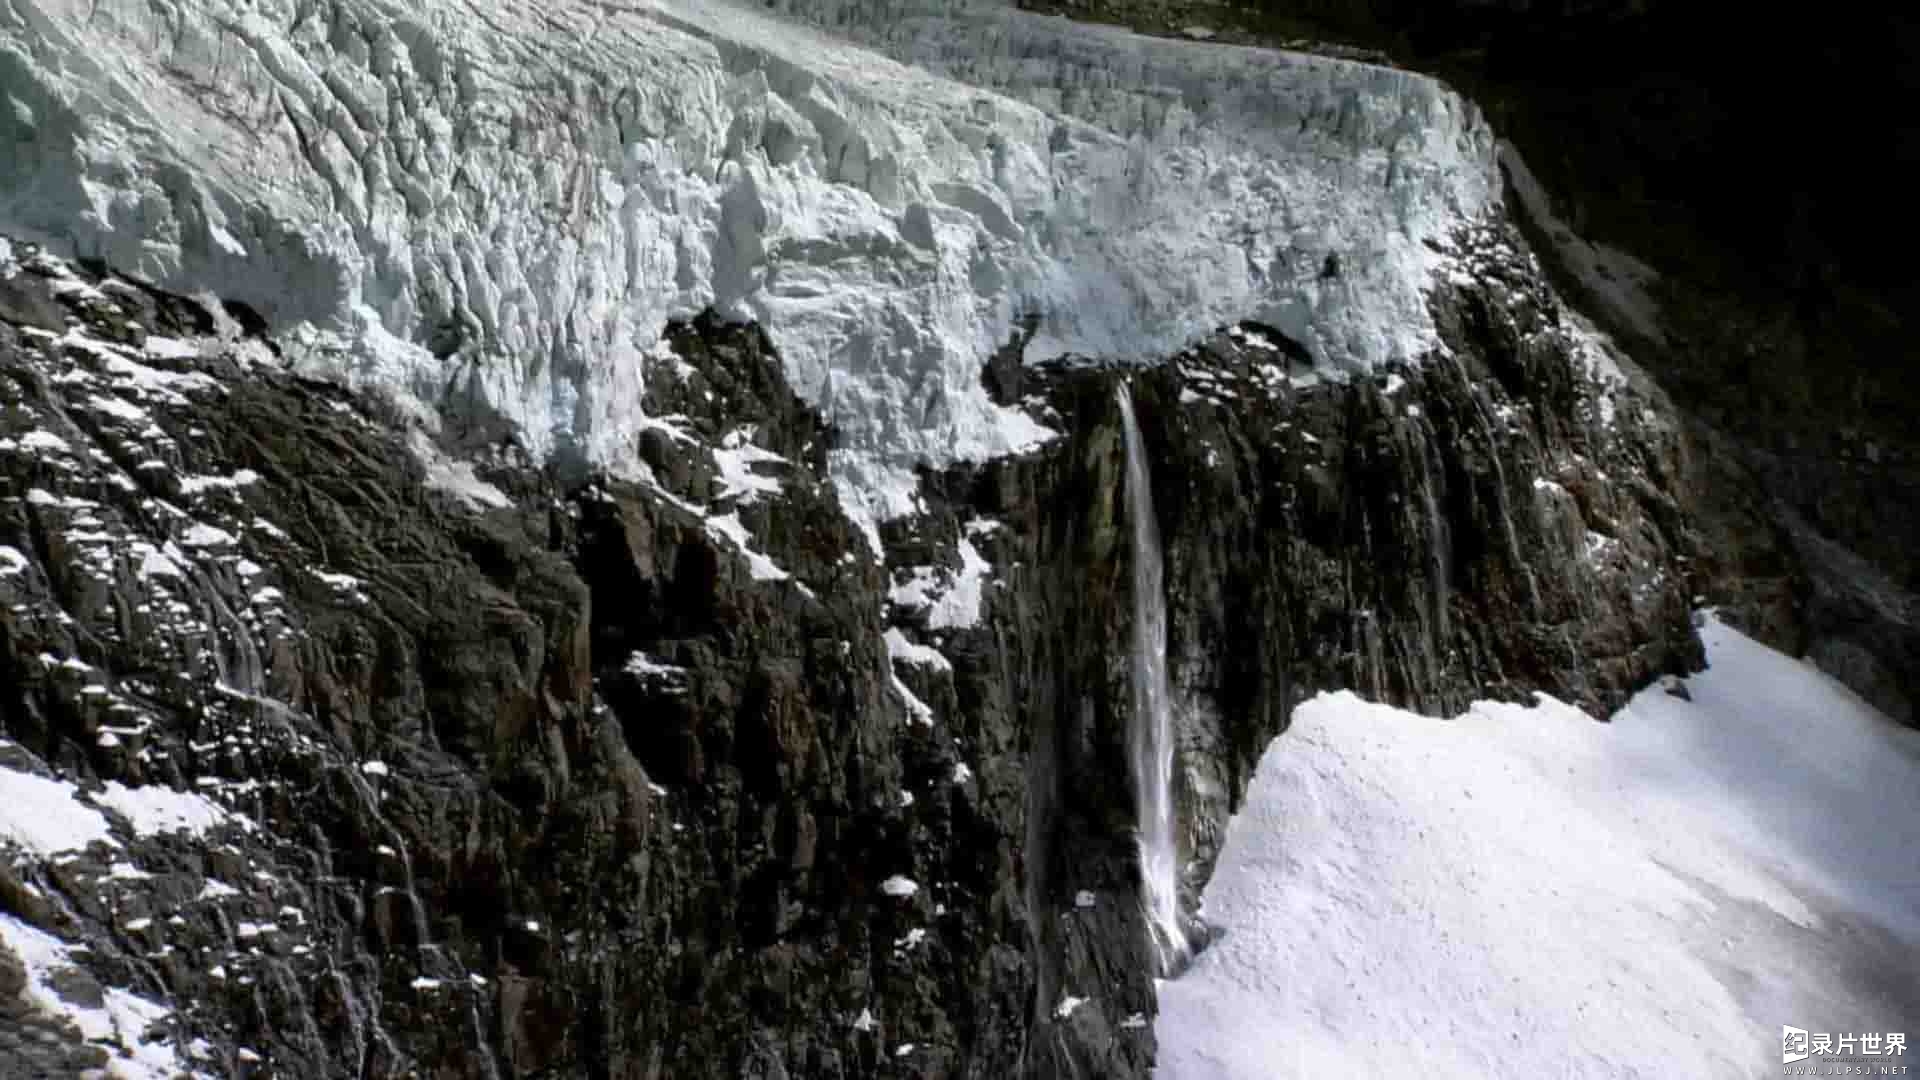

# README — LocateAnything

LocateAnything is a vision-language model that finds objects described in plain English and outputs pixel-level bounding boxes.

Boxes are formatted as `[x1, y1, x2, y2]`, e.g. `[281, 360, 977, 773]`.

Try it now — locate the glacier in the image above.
[0, 0, 1496, 532]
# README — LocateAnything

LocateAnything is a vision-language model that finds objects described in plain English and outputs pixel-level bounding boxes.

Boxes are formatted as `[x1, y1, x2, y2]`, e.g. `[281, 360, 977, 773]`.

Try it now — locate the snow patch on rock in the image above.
[0, 767, 116, 856]
[890, 536, 992, 629]
[704, 512, 793, 583]
[95, 781, 252, 839]
[890, 673, 935, 727]
[0, 914, 194, 1079]
[713, 429, 789, 503]
[884, 627, 952, 672]
[409, 431, 512, 510]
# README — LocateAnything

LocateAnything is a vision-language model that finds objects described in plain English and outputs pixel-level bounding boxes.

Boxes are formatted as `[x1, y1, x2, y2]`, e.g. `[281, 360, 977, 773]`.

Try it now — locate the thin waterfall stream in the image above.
[1116, 380, 1189, 976]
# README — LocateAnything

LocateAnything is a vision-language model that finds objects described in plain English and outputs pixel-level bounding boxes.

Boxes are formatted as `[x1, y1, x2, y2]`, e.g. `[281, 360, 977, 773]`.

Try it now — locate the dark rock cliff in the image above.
[0, 211, 1697, 1077]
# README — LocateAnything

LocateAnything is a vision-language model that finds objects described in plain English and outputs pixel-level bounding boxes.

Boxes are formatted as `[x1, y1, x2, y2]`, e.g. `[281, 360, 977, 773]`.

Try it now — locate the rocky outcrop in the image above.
[0, 206, 1698, 1078]
[0, 240, 1051, 1077]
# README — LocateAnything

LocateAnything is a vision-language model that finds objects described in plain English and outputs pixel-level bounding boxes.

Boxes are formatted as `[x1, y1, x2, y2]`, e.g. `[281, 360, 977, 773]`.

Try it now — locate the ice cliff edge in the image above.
[0, 0, 1496, 528]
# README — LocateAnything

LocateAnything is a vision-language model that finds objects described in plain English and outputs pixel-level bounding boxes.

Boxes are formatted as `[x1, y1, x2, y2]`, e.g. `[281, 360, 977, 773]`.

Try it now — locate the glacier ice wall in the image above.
[0, 0, 1496, 526]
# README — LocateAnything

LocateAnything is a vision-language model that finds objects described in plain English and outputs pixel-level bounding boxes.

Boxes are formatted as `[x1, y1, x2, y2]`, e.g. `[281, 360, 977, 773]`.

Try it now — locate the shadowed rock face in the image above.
[0, 214, 1696, 1077]
[0, 244, 1043, 1078]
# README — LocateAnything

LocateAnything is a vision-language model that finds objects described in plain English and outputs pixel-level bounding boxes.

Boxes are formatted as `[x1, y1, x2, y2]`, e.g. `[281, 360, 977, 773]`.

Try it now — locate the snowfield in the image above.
[0, 0, 1494, 534]
[1157, 615, 1920, 1078]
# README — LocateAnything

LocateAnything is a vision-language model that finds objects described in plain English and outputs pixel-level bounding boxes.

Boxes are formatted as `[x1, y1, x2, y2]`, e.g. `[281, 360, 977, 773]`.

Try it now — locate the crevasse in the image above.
[0, 0, 1496, 535]
[1117, 380, 1187, 975]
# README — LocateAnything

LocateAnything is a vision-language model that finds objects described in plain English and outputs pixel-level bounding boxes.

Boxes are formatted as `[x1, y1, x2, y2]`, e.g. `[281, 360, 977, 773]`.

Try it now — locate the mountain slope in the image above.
[1157, 615, 1920, 1077]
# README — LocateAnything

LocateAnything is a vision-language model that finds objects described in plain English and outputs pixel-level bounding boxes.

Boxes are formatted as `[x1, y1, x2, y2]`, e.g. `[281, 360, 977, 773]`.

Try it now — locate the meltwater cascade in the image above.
[1117, 381, 1188, 975]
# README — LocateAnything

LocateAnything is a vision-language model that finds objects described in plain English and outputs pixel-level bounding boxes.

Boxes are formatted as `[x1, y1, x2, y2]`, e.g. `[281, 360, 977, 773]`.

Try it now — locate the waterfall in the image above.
[1116, 381, 1189, 975]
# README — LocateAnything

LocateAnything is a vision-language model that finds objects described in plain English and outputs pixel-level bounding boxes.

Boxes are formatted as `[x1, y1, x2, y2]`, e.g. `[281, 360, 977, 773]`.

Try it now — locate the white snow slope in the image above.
[0, 0, 1494, 527]
[1157, 615, 1920, 1078]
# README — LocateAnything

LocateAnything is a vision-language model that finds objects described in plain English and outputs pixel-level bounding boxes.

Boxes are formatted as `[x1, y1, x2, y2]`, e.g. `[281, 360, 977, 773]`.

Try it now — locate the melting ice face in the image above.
[1, 0, 1496, 535]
